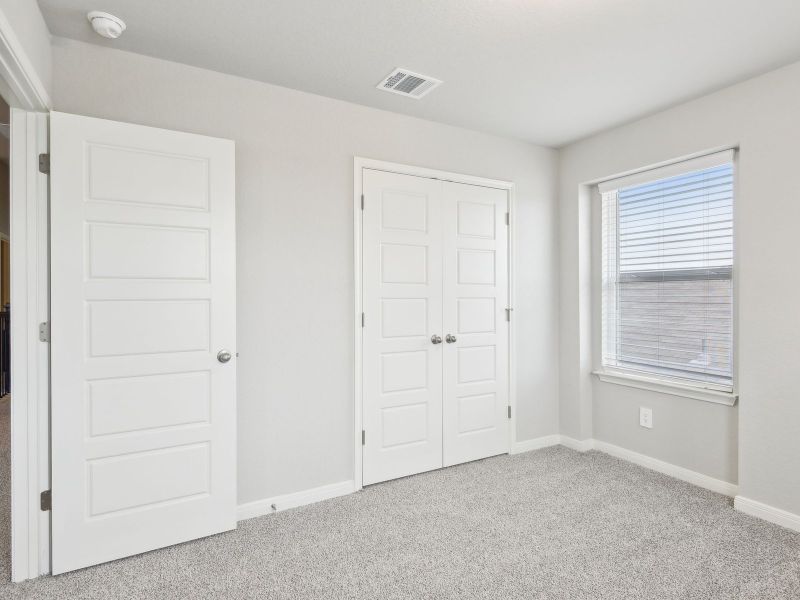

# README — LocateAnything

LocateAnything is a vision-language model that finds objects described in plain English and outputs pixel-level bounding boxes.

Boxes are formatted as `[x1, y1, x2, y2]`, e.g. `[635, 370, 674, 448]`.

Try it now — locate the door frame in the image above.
[0, 7, 52, 581]
[353, 157, 517, 490]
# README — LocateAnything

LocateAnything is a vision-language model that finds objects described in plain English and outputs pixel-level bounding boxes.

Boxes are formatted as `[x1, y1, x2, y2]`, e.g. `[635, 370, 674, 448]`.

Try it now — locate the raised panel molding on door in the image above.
[50, 112, 236, 574]
[362, 169, 444, 485]
[359, 162, 512, 487]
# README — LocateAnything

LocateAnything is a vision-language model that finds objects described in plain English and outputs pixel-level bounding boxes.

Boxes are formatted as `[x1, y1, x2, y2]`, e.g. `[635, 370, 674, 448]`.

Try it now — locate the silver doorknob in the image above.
[445, 334, 457, 344]
[217, 349, 232, 363]
[431, 335, 442, 345]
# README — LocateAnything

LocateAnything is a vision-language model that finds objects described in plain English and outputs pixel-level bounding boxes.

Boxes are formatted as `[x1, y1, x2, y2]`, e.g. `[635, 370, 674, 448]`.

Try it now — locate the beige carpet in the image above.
[1, 400, 799, 598]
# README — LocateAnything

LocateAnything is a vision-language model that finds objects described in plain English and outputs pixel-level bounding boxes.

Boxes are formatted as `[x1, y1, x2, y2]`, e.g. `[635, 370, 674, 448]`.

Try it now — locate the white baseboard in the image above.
[237, 438, 740, 522]
[511, 434, 595, 454]
[237, 480, 356, 521]
[511, 434, 561, 454]
[559, 435, 596, 452]
[734, 496, 800, 533]
[511, 434, 594, 454]
[592, 440, 738, 497]
[233, 451, 792, 537]
[513, 434, 738, 497]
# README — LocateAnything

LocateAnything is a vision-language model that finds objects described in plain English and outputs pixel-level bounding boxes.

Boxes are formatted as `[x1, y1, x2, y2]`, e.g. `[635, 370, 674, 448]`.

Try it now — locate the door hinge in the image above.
[361, 430, 366, 445]
[361, 194, 364, 210]
[38, 321, 50, 342]
[40, 490, 51, 511]
[38, 153, 50, 174]
[508, 406, 512, 419]
[361, 312, 365, 328]
[505, 212, 510, 226]
[505, 308, 513, 321]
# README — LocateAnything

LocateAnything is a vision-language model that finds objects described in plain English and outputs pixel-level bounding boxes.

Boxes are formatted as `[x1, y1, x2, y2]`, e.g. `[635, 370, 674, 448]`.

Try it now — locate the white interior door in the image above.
[442, 182, 509, 466]
[50, 112, 236, 574]
[362, 169, 443, 485]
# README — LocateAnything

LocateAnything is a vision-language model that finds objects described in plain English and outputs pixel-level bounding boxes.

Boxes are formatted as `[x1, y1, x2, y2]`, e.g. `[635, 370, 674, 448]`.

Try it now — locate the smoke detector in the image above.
[377, 68, 442, 99]
[87, 11, 126, 39]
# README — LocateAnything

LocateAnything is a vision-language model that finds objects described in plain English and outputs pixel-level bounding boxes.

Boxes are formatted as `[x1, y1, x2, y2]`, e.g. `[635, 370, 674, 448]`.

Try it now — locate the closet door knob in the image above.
[431, 335, 442, 345]
[445, 334, 457, 344]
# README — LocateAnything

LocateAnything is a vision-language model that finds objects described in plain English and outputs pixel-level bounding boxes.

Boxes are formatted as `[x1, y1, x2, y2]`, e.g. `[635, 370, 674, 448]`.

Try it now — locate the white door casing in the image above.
[50, 112, 236, 574]
[360, 163, 511, 486]
[362, 169, 444, 485]
[10, 110, 51, 581]
[442, 182, 509, 466]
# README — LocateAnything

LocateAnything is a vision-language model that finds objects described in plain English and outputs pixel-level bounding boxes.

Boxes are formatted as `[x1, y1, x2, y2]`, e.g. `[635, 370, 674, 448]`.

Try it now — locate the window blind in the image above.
[600, 151, 734, 390]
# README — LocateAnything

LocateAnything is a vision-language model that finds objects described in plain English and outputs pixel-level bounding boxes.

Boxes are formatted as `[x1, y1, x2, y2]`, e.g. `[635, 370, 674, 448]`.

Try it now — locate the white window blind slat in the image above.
[601, 157, 735, 390]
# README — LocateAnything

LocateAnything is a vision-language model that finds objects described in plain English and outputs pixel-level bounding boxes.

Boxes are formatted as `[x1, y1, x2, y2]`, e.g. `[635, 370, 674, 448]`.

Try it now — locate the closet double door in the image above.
[362, 169, 510, 486]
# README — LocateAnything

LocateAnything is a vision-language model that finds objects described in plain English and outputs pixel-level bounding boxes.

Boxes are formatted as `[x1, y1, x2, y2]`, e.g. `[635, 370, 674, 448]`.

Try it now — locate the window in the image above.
[599, 150, 734, 391]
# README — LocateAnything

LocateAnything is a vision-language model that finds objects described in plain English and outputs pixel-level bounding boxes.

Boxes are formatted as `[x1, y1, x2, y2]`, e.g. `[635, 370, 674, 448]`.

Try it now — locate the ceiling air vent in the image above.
[377, 68, 442, 99]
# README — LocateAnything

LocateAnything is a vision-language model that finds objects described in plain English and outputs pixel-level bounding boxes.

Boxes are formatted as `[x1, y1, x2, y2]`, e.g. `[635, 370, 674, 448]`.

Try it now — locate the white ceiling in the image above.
[38, 0, 800, 147]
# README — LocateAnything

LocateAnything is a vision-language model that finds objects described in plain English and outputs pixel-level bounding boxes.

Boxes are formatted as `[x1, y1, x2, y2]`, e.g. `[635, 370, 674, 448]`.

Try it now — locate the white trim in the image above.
[10, 110, 49, 581]
[512, 435, 738, 497]
[353, 160, 363, 491]
[236, 480, 356, 521]
[0, 7, 51, 111]
[597, 149, 734, 193]
[354, 158, 514, 190]
[559, 435, 596, 453]
[734, 496, 800, 533]
[593, 440, 738, 497]
[353, 157, 515, 490]
[234, 437, 743, 528]
[593, 369, 737, 406]
[507, 183, 517, 453]
[510, 435, 561, 454]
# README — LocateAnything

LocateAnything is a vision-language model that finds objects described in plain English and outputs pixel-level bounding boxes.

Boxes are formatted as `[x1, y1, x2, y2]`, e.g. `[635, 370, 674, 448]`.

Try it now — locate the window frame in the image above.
[592, 150, 738, 406]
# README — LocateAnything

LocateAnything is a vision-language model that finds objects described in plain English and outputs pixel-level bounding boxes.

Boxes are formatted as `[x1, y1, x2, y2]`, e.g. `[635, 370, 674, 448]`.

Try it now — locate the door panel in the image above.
[87, 371, 210, 436]
[50, 112, 236, 574]
[362, 170, 443, 485]
[443, 182, 509, 466]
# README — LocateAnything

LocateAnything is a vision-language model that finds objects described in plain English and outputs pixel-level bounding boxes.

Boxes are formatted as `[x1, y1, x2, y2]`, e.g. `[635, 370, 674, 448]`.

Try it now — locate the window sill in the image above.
[592, 369, 738, 406]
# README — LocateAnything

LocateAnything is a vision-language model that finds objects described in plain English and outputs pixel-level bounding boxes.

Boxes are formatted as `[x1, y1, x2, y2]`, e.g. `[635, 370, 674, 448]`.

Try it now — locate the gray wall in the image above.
[51, 37, 560, 505]
[559, 60, 800, 512]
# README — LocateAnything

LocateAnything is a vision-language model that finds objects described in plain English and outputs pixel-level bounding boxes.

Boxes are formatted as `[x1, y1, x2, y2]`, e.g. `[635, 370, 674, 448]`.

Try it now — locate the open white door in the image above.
[50, 112, 236, 574]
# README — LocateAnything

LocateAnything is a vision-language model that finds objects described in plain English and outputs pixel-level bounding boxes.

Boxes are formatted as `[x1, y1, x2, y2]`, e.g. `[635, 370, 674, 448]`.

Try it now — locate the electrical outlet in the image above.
[639, 407, 653, 429]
